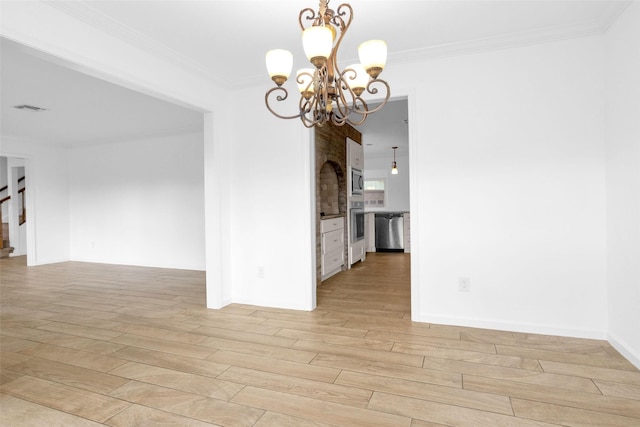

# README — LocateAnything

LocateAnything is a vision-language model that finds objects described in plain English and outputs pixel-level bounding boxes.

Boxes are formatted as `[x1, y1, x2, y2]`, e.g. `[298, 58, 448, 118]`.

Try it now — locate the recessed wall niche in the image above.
[319, 161, 340, 216]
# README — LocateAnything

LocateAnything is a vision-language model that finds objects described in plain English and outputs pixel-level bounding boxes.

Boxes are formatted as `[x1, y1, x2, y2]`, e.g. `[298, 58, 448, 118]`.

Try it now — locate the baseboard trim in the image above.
[231, 297, 315, 312]
[417, 313, 608, 340]
[608, 332, 640, 369]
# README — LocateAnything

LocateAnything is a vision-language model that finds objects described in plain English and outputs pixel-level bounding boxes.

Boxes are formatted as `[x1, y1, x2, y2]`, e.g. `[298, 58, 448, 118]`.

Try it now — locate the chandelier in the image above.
[265, 0, 390, 128]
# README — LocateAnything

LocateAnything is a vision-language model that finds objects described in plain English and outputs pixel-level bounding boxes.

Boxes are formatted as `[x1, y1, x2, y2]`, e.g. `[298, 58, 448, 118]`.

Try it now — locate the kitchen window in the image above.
[364, 179, 385, 207]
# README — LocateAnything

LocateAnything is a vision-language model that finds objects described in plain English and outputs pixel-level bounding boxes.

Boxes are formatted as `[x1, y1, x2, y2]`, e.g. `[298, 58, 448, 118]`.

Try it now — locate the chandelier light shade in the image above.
[302, 26, 333, 67]
[358, 40, 387, 78]
[265, 49, 293, 86]
[391, 146, 399, 175]
[265, 0, 391, 128]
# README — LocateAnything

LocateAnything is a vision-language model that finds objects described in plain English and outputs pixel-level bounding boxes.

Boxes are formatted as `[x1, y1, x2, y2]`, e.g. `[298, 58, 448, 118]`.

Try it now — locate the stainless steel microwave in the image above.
[351, 168, 364, 195]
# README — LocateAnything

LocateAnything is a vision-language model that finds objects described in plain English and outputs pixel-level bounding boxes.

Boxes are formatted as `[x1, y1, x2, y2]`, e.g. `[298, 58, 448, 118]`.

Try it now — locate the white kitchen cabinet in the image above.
[322, 229, 343, 254]
[403, 212, 411, 253]
[365, 212, 376, 252]
[321, 217, 343, 233]
[348, 138, 363, 170]
[321, 217, 345, 280]
[349, 240, 365, 265]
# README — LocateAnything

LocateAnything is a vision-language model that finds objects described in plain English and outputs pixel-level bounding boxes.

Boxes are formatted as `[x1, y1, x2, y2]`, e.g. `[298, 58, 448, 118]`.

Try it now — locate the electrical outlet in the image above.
[257, 266, 265, 278]
[458, 277, 470, 292]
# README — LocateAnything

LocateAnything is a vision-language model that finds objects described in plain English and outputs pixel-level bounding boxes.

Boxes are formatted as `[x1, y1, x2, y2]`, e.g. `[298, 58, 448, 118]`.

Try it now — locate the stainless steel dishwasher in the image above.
[375, 213, 404, 252]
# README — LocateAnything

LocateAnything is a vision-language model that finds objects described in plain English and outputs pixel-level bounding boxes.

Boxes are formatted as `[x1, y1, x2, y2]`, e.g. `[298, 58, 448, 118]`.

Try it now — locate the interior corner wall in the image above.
[389, 35, 608, 338]
[604, 1, 640, 366]
[0, 137, 71, 265]
[69, 133, 205, 270]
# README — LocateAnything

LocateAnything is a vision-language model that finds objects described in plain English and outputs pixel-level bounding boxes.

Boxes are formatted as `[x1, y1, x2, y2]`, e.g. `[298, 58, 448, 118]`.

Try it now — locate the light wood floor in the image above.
[1, 254, 639, 426]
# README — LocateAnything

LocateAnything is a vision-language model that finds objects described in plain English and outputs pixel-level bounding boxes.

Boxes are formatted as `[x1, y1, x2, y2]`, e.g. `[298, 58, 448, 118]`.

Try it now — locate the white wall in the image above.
[364, 153, 410, 212]
[0, 137, 70, 265]
[226, 82, 315, 310]
[390, 36, 609, 338]
[69, 133, 205, 270]
[605, 2, 640, 366]
[232, 34, 613, 337]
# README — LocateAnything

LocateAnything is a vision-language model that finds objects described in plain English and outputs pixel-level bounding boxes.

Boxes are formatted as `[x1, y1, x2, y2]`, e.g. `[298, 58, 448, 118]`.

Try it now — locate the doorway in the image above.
[360, 98, 412, 307]
[315, 98, 412, 310]
[0, 156, 28, 259]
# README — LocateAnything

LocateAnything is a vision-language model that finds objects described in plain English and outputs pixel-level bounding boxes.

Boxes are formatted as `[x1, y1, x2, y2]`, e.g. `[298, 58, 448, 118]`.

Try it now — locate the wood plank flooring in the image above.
[1, 253, 639, 426]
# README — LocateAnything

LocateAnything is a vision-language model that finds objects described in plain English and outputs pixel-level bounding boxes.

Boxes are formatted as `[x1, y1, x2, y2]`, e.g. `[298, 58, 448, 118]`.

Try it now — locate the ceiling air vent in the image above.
[13, 104, 48, 112]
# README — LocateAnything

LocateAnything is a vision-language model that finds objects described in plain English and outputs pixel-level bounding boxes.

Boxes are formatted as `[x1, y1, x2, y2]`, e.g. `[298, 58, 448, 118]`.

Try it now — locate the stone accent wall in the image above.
[315, 123, 362, 284]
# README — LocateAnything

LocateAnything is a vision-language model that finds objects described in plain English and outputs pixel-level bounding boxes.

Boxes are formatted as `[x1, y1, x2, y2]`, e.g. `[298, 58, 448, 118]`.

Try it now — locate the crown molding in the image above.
[388, 1, 632, 64]
[43, 0, 223, 87]
[43, 0, 632, 89]
[236, 17, 620, 89]
[598, 0, 633, 31]
[390, 20, 607, 65]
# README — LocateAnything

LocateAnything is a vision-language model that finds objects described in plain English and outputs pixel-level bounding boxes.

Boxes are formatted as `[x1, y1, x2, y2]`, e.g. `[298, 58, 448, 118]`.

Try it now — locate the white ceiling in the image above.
[0, 0, 630, 149]
[359, 99, 409, 158]
[0, 38, 204, 147]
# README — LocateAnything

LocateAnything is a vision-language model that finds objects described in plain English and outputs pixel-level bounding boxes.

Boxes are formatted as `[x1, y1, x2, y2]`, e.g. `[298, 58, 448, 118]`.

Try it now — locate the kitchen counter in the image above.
[365, 211, 409, 215]
[320, 213, 346, 219]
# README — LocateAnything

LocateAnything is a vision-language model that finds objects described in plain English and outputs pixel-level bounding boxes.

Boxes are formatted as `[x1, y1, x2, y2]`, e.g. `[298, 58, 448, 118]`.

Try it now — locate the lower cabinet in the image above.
[349, 240, 365, 266]
[321, 217, 345, 280]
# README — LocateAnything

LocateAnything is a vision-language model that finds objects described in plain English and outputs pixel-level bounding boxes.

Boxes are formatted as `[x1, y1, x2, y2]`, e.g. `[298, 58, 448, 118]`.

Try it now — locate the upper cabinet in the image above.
[348, 138, 364, 170]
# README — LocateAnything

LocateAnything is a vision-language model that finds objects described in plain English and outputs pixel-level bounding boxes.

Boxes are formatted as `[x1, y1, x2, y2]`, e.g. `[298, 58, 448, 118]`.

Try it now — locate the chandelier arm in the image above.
[336, 68, 362, 101]
[332, 85, 354, 118]
[331, 68, 363, 119]
[300, 89, 327, 128]
[265, 87, 304, 120]
[299, 93, 314, 119]
[360, 79, 392, 115]
[300, 106, 315, 127]
[299, 7, 319, 30]
[346, 113, 368, 127]
[342, 88, 369, 126]
[343, 97, 369, 124]
[328, 3, 352, 88]
[331, 114, 347, 127]
[332, 3, 353, 33]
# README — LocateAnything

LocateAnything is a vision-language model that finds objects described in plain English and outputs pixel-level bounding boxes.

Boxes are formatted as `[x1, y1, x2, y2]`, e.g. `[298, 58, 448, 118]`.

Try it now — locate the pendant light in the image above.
[391, 146, 398, 175]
